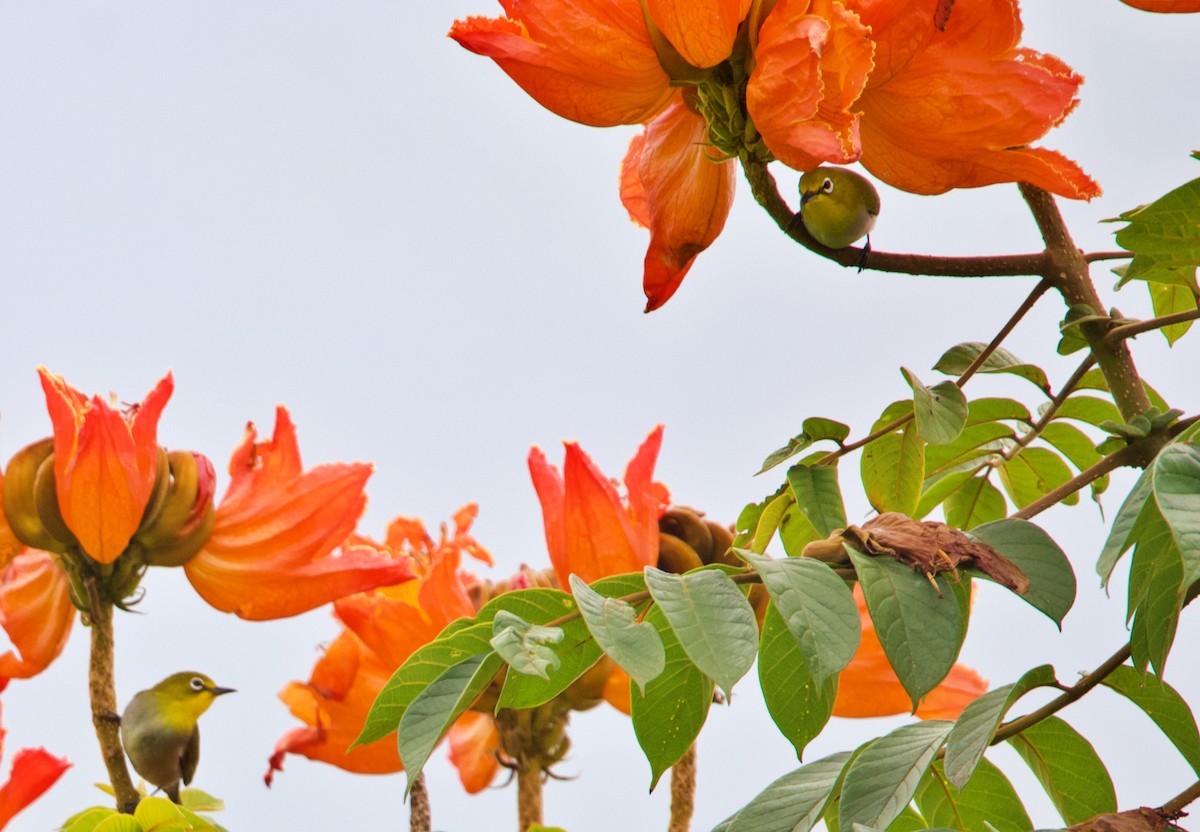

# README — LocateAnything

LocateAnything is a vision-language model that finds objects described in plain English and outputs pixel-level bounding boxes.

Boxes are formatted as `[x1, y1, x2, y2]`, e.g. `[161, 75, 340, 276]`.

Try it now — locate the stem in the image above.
[1000, 352, 1098, 461]
[517, 758, 543, 832]
[992, 643, 1132, 744]
[668, 744, 697, 832]
[1018, 184, 1152, 423]
[1160, 778, 1200, 818]
[85, 576, 139, 813]
[1105, 308, 1200, 343]
[1011, 443, 1143, 521]
[409, 772, 431, 832]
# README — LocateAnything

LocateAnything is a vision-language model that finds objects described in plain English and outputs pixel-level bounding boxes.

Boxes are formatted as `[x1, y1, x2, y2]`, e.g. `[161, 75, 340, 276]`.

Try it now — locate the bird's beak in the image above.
[799, 189, 817, 206]
[209, 686, 236, 696]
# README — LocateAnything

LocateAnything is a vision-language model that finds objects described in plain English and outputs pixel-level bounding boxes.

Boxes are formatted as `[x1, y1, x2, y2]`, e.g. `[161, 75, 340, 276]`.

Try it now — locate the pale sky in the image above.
[2, 3, 1199, 831]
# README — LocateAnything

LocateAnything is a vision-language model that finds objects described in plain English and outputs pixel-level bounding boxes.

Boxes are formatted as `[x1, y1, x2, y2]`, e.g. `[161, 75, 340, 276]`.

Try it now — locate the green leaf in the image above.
[398, 650, 504, 794]
[903, 367, 969, 446]
[760, 417, 852, 474]
[944, 475, 1007, 531]
[943, 665, 1058, 789]
[355, 620, 495, 746]
[1151, 443, 1200, 586]
[779, 502, 823, 557]
[849, 551, 964, 708]
[134, 797, 190, 830]
[1057, 305, 1095, 356]
[644, 567, 758, 699]
[838, 720, 953, 832]
[93, 816, 144, 832]
[1039, 423, 1102, 473]
[736, 550, 860, 685]
[1101, 664, 1200, 777]
[757, 603, 838, 760]
[1052, 396, 1122, 429]
[915, 469, 976, 520]
[916, 758, 1033, 832]
[569, 574, 665, 694]
[713, 752, 851, 832]
[1007, 716, 1116, 825]
[788, 464, 848, 537]
[933, 342, 1051, 394]
[61, 808, 117, 832]
[861, 425, 924, 517]
[631, 604, 713, 790]
[178, 789, 223, 813]
[1097, 467, 1155, 586]
[490, 610, 564, 679]
[1147, 278, 1198, 345]
[1128, 525, 1184, 675]
[924, 422, 1014, 480]
[998, 447, 1075, 509]
[968, 519, 1076, 627]
[965, 397, 1032, 426]
[750, 490, 793, 553]
[1108, 172, 1200, 286]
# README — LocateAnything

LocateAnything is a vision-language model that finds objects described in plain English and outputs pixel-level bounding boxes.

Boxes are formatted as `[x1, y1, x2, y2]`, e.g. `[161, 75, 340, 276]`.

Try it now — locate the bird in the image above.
[797, 166, 881, 251]
[120, 671, 235, 803]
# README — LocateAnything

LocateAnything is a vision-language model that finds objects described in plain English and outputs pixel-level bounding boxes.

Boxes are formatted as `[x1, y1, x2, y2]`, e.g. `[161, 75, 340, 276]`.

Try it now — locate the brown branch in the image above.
[517, 756, 543, 831]
[668, 743, 697, 832]
[1000, 352, 1099, 462]
[1084, 251, 1133, 263]
[1019, 184, 1153, 424]
[992, 643, 1132, 744]
[1160, 778, 1200, 819]
[1011, 443, 1144, 521]
[1105, 308, 1200, 343]
[410, 772, 431, 832]
[85, 576, 140, 813]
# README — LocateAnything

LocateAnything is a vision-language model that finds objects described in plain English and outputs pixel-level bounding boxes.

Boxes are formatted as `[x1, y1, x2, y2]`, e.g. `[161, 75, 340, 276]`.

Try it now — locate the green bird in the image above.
[120, 672, 235, 803]
[797, 166, 881, 250]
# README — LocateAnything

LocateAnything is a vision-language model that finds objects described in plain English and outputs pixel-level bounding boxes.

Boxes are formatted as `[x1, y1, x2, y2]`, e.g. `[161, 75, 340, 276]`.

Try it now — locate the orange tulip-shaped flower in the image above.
[620, 96, 737, 311]
[852, 0, 1100, 199]
[0, 704, 70, 830]
[267, 507, 499, 792]
[0, 552, 75, 686]
[529, 425, 670, 587]
[37, 367, 172, 564]
[832, 587, 986, 719]
[184, 407, 414, 620]
[746, 0, 874, 172]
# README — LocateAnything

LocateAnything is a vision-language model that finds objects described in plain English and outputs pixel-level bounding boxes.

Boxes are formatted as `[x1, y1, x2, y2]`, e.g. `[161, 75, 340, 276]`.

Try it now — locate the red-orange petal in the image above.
[0, 746, 71, 829]
[0, 552, 75, 683]
[38, 369, 173, 564]
[855, 0, 1099, 199]
[647, 0, 752, 68]
[749, 0, 872, 171]
[446, 712, 502, 794]
[1118, 0, 1200, 11]
[449, 0, 673, 127]
[602, 665, 633, 715]
[619, 96, 736, 312]
[185, 407, 413, 620]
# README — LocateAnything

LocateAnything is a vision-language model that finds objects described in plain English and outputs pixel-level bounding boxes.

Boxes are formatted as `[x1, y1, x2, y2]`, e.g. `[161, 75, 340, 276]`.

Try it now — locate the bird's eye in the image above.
[821, 177, 834, 194]
[189, 677, 206, 692]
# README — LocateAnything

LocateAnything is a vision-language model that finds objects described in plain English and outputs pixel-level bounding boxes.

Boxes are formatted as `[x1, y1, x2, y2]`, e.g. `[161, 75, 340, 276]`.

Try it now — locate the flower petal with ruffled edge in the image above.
[832, 587, 987, 718]
[185, 407, 413, 620]
[1119, 0, 1200, 11]
[449, 0, 673, 127]
[530, 425, 668, 587]
[0, 552, 75, 684]
[647, 0, 752, 69]
[37, 368, 173, 564]
[854, 0, 1100, 199]
[619, 97, 736, 311]
[748, 0, 873, 172]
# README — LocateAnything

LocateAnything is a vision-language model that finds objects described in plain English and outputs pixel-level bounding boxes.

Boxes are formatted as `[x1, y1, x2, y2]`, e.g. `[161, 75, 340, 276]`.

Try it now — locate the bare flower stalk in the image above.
[84, 576, 139, 813]
[668, 744, 698, 832]
[410, 772, 431, 832]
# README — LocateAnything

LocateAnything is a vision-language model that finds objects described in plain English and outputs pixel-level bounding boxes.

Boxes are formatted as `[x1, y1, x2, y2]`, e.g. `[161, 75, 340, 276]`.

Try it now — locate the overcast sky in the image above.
[2, 3, 1199, 831]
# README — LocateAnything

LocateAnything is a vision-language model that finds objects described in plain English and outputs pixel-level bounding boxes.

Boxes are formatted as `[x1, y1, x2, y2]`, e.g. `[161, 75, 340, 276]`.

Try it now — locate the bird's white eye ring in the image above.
[189, 677, 206, 691]
[821, 177, 834, 194]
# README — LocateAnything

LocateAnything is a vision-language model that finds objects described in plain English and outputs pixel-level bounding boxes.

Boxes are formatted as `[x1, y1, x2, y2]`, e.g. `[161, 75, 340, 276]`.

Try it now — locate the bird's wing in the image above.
[181, 726, 200, 786]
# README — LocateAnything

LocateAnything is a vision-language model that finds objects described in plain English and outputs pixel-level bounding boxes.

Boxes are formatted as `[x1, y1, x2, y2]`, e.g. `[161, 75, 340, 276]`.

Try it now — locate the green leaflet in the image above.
[569, 574, 665, 693]
[838, 720, 953, 832]
[1108, 169, 1200, 286]
[1007, 716, 1116, 825]
[788, 463, 849, 536]
[915, 758, 1033, 832]
[902, 367, 968, 446]
[861, 425, 924, 517]
[490, 610, 564, 679]
[968, 519, 1076, 627]
[759, 417, 852, 474]
[756, 603, 838, 760]
[712, 752, 851, 832]
[1101, 665, 1200, 777]
[933, 342, 1051, 395]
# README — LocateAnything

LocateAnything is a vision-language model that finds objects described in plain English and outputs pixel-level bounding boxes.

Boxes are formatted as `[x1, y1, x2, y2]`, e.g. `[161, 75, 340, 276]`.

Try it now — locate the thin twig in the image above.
[1105, 308, 1200, 343]
[1160, 778, 1200, 818]
[1000, 352, 1099, 462]
[1011, 444, 1144, 521]
[1084, 251, 1132, 263]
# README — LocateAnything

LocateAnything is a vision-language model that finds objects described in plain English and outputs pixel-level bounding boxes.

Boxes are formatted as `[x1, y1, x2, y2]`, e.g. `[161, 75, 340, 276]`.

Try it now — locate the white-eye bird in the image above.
[798, 166, 881, 250]
[120, 672, 234, 803]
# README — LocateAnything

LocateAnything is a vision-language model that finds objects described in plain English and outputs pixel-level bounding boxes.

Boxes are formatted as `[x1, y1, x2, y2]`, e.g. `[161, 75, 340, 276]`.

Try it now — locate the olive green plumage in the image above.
[120, 672, 234, 803]
[798, 166, 881, 249]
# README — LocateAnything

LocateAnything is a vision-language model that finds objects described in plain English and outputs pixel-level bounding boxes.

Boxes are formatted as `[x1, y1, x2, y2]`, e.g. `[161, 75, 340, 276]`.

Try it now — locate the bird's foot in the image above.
[855, 236, 872, 272]
[96, 710, 121, 725]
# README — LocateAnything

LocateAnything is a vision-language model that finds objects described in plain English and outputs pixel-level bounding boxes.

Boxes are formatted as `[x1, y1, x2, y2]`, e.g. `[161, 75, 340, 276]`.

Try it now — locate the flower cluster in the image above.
[451, 0, 1099, 309]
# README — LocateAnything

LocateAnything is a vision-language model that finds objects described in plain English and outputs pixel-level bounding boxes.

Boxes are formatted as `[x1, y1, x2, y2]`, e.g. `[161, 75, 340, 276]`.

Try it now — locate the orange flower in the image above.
[620, 96, 737, 312]
[647, 0, 753, 69]
[852, 0, 1100, 199]
[832, 587, 986, 719]
[747, 0, 874, 172]
[0, 703, 70, 830]
[185, 407, 414, 621]
[37, 367, 173, 564]
[0, 552, 75, 686]
[528, 425, 669, 587]
[1119, 0, 1200, 10]
[267, 507, 498, 792]
[449, 0, 673, 127]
